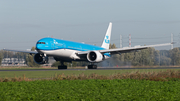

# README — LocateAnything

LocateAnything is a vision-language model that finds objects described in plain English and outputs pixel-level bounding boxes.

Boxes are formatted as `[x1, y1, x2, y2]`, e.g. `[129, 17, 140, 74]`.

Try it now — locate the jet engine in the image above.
[87, 51, 103, 62]
[34, 53, 48, 64]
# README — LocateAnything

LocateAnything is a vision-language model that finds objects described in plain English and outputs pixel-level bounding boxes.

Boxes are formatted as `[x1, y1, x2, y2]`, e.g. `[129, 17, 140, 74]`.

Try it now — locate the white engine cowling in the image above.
[87, 51, 103, 62]
[34, 53, 48, 64]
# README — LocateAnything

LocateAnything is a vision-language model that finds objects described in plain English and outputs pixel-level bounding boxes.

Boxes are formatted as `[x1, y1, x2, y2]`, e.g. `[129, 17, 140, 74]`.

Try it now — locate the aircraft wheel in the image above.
[58, 66, 67, 69]
[88, 65, 97, 69]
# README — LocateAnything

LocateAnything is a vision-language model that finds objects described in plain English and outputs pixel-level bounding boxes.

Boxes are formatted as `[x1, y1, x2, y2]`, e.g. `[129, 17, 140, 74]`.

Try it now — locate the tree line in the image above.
[0, 44, 180, 67]
[99, 44, 179, 67]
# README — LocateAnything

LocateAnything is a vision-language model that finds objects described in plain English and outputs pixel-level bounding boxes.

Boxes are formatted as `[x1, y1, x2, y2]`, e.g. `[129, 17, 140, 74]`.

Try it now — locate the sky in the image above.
[0, 0, 180, 50]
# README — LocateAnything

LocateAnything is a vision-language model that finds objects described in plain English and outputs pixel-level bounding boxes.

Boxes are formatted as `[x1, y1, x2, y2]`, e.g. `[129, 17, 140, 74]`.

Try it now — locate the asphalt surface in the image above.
[0, 67, 180, 71]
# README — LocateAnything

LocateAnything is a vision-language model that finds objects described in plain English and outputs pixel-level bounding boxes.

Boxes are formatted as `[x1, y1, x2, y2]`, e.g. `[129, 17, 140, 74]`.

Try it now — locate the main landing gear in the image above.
[57, 62, 97, 69]
[88, 63, 97, 69]
[58, 61, 67, 69]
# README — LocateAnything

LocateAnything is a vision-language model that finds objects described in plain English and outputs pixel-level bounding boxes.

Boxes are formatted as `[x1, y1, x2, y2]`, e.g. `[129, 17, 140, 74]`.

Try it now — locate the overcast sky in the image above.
[0, 0, 180, 50]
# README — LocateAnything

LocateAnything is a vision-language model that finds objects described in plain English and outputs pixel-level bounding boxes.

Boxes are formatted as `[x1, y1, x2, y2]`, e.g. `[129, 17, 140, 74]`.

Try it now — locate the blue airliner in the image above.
[4, 22, 172, 69]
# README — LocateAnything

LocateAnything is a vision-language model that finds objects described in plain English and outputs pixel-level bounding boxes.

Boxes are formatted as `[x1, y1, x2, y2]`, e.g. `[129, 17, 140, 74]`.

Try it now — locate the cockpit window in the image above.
[37, 42, 45, 44]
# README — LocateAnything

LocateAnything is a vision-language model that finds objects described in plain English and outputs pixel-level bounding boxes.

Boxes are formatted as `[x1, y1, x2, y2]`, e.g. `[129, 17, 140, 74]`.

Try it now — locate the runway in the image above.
[0, 67, 180, 71]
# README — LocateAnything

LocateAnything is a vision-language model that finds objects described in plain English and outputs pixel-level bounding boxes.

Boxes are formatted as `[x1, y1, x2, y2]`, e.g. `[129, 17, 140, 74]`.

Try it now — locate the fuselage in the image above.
[36, 37, 105, 51]
[36, 37, 109, 61]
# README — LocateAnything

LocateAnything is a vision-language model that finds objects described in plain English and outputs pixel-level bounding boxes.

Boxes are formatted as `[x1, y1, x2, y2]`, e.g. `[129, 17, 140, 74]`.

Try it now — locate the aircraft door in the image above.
[63, 43, 66, 49]
[50, 41, 54, 50]
[80, 46, 82, 51]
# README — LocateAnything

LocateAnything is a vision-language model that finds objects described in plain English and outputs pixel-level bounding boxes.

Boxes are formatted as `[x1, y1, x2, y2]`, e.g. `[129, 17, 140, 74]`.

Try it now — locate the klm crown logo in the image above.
[53, 40, 58, 44]
[104, 36, 110, 44]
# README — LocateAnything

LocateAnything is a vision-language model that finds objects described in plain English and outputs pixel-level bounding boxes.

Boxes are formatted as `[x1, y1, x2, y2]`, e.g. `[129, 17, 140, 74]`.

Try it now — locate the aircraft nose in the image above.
[36, 42, 45, 50]
[36, 41, 49, 50]
[36, 43, 41, 50]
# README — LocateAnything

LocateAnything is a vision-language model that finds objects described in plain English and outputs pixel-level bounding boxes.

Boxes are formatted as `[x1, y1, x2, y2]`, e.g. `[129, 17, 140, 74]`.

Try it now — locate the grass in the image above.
[51, 70, 180, 81]
[0, 66, 57, 69]
[1, 69, 180, 78]
[1, 79, 180, 100]
[1, 70, 180, 100]
[1, 70, 180, 82]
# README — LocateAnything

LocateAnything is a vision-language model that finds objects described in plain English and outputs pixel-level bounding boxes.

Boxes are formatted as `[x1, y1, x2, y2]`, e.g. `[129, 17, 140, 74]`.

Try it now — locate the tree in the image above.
[51, 61, 61, 67]
[154, 50, 160, 65]
[0, 50, 3, 65]
[124, 52, 134, 66]
[170, 48, 180, 65]
[160, 56, 171, 66]
[119, 53, 125, 66]
[146, 47, 155, 66]
[132, 51, 141, 66]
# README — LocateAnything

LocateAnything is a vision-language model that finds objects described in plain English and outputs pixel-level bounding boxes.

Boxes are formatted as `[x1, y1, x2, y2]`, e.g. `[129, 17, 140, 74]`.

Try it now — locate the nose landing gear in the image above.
[58, 61, 67, 69]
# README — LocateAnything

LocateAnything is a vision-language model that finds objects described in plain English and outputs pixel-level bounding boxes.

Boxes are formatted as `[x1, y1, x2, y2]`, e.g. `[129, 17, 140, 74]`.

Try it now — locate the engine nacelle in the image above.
[34, 53, 48, 64]
[87, 51, 103, 62]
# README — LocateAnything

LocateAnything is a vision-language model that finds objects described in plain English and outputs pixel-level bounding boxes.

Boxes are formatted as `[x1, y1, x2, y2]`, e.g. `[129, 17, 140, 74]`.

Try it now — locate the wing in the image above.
[3, 49, 38, 54]
[77, 43, 172, 55]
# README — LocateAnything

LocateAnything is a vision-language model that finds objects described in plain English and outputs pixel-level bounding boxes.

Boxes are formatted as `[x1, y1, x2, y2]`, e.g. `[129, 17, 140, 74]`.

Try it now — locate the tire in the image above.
[58, 66, 67, 69]
[88, 65, 97, 69]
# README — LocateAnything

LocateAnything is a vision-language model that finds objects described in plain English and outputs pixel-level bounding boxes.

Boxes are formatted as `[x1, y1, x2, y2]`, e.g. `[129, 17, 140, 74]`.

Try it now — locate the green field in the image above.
[1, 69, 180, 100]
[0, 69, 180, 78]
[0, 79, 180, 100]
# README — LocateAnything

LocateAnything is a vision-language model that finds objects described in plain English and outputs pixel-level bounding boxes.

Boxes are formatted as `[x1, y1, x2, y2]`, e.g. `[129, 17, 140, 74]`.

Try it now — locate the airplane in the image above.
[4, 22, 172, 69]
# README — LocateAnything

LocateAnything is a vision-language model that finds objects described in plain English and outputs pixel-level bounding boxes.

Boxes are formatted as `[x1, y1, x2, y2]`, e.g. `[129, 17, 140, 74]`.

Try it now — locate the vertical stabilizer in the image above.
[101, 22, 112, 49]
